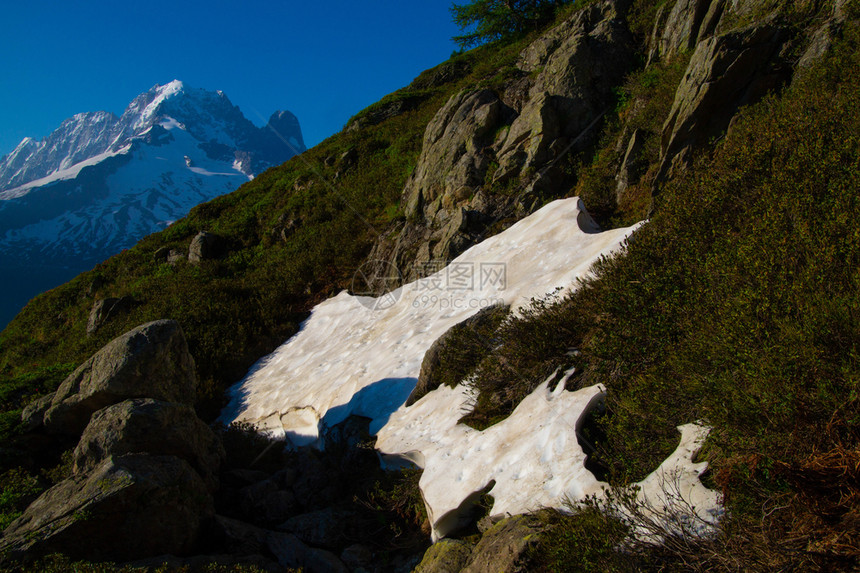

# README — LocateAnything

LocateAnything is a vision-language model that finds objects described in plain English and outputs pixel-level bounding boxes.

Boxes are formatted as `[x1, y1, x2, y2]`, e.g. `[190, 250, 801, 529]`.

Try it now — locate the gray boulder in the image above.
[340, 544, 374, 570]
[86, 296, 133, 335]
[279, 507, 358, 550]
[0, 454, 212, 562]
[188, 231, 224, 264]
[214, 515, 347, 573]
[73, 398, 224, 491]
[39, 320, 197, 435]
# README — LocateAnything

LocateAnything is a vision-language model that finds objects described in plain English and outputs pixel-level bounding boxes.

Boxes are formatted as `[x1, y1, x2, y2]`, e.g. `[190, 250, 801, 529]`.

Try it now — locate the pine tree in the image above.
[450, 0, 568, 48]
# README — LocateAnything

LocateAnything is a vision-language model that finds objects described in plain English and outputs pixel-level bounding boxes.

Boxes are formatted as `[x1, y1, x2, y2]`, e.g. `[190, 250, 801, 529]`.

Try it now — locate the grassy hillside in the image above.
[467, 17, 860, 571]
[0, 0, 857, 569]
[0, 27, 550, 532]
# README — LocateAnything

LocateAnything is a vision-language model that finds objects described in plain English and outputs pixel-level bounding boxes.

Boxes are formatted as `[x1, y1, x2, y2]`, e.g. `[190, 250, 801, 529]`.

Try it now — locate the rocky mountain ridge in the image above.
[0, 81, 303, 192]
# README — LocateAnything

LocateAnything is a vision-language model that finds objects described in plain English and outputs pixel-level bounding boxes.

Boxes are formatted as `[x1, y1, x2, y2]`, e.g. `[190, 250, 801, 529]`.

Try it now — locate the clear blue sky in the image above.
[0, 0, 461, 156]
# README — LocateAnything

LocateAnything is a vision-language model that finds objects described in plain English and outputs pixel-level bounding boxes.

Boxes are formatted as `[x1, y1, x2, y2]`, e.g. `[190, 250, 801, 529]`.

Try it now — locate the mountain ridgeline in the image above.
[0, 81, 305, 329]
[0, 0, 858, 570]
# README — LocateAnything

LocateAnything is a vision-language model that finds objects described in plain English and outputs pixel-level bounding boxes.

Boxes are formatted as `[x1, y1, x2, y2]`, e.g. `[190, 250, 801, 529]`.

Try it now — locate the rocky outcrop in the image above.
[403, 89, 503, 221]
[154, 246, 186, 264]
[367, 0, 635, 289]
[413, 538, 474, 573]
[5, 321, 222, 564]
[188, 231, 225, 264]
[461, 515, 544, 573]
[658, 22, 793, 178]
[279, 507, 359, 550]
[413, 515, 544, 573]
[648, 0, 726, 63]
[213, 515, 348, 573]
[494, 1, 635, 181]
[30, 320, 197, 435]
[1, 454, 213, 562]
[73, 398, 224, 491]
[86, 296, 133, 335]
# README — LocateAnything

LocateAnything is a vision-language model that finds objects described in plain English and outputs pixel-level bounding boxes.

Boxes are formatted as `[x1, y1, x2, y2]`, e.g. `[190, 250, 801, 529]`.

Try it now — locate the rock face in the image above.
[36, 319, 197, 435]
[1, 454, 213, 561]
[73, 398, 224, 491]
[494, 1, 635, 181]
[402, 89, 504, 221]
[5, 321, 222, 563]
[366, 0, 635, 288]
[658, 22, 793, 177]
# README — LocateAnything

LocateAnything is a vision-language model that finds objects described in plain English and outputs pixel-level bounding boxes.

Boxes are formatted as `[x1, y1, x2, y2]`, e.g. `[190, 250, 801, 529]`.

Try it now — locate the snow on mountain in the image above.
[220, 197, 723, 541]
[0, 80, 305, 194]
[0, 80, 305, 328]
[0, 111, 120, 191]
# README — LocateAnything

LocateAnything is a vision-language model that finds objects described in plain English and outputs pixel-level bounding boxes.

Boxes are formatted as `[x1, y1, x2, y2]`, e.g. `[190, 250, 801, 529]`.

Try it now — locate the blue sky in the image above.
[0, 0, 461, 156]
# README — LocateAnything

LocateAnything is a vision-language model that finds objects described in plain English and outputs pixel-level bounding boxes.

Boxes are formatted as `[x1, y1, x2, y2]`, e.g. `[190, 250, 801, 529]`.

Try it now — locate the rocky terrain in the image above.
[0, 0, 857, 570]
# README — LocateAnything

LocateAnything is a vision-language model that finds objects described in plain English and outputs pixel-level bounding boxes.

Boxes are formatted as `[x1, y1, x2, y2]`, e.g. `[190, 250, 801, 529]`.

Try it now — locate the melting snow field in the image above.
[221, 197, 722, 541]
[221, 198, 634, 441]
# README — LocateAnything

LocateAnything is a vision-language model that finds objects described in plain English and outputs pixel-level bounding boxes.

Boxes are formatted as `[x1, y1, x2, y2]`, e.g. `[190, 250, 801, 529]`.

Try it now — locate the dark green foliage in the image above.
[421, 304, 510, 403]
[575, 55, 691, 227]
[0, 467, 42, 530]
[451, 0, 572, 47]
[529, 505, 630, 572]
[362, 468, 429, 545]
[465, 19, 860, 570]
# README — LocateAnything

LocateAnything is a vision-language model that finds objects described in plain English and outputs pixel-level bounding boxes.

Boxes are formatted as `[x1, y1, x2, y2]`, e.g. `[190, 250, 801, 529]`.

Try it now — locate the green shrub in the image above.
[0, 468, 42, 530]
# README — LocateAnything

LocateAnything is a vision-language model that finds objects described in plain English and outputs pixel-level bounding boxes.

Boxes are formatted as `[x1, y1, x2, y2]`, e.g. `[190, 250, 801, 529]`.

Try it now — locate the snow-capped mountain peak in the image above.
[130, 80, 186, 131]
[0, 80, 303, 194]
[0, 82, 306, 326]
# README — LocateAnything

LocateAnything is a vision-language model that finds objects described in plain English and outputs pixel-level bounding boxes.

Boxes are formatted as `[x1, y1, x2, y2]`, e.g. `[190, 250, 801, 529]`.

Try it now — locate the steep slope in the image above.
[0, 0, 856, 570]
[222, 198, 637, 442]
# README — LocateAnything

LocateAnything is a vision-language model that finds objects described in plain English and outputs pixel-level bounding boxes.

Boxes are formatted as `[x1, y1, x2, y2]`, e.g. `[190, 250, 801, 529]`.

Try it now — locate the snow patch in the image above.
[380, 370, 722, 540]
[159, 116, 185, 131]
[378, 368, 608, 540]
[220, 197, 723, 542]
[221, 198, 638, 442]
